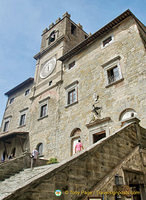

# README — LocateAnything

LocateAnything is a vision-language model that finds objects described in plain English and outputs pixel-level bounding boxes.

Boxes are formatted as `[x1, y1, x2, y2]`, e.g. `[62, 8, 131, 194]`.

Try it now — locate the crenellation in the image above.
[62, 12, 71, 19]
[42, 28, 48, 34]
[55, 17, 61, 24]
[49, 22, 54, 29]
[78, 23, 83, 29]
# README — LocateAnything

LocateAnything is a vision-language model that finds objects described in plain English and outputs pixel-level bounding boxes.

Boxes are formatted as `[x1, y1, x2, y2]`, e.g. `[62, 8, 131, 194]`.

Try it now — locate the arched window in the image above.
[70, 128, 81, 155]
[119, 109, 137, 121]
[36, 143, 43, 156]
[119, 109, 137, 126]
[70, 128, 81, 137]
[48, 31, 56, 44]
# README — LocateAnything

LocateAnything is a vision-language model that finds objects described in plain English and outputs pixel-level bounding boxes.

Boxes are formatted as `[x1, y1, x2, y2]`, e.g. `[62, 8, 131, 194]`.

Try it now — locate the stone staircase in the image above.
[0, 153, 48, 181]
[0, 164, 58, 200]
[0, 154, 30, 181]
[0, 121, 145, 200]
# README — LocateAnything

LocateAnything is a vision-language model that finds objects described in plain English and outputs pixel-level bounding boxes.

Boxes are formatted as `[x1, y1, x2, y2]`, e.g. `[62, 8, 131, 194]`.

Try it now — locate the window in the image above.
[3, 116, 12, 132]
[119, 109, 137, 126]
[70, 128, 81, 137]
[19, 108, 28, 127]
[65, 81, 78, 107]
[68, 61, 75, 70]
[40, 104, 47, 118]
[3, 121, 9, 132]
[37, 143, 43, 156]
[71, 23, 76, 34]
[48, 31, 56, 44]
[103, 36, 113, 47]
[107, 65, 119, 84]
[25, 89, 30, 96]
[68, 89, 76, 104]
[120, 109, 137, 121]
[19, 114, 26, 126]
[9, 97, 14, 104]
[49, 80, 52, 86]
[102, 56, 123, 87]
[38, 97, 49, 120]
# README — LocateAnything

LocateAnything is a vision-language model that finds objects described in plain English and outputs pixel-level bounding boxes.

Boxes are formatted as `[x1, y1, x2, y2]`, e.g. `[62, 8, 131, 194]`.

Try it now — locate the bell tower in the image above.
[32, 12, 88, 98]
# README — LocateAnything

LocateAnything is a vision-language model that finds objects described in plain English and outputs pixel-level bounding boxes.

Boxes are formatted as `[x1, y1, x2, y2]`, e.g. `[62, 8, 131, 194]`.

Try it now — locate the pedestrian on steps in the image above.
[75, 139, 84, 153]
[30, 149, 38, 169]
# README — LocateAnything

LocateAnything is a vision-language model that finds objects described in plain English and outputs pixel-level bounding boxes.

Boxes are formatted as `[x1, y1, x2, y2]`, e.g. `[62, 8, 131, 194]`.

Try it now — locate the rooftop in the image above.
[5, 78, 34, 96]
[59, 9, 145, 62]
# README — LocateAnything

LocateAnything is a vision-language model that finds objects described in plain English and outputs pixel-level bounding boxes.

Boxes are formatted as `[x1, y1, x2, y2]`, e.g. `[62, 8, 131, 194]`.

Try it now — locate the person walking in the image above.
[31, 149, 38, 169]
[75, 139, 84, 153]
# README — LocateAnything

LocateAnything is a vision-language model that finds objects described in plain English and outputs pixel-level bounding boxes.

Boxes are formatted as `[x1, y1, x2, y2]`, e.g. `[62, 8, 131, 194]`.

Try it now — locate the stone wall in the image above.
[0, 82, 33, 134]
[82, 147, 146, 200]
[56, 16, 146, 161]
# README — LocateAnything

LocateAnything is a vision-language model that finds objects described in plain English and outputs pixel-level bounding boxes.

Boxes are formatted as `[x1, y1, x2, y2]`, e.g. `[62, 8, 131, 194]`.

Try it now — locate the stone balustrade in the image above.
[0, 153, 48, 181]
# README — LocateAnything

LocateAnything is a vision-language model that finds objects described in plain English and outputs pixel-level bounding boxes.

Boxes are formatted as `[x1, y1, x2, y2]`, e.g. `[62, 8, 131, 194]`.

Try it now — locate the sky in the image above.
[0, 0, 146, 125]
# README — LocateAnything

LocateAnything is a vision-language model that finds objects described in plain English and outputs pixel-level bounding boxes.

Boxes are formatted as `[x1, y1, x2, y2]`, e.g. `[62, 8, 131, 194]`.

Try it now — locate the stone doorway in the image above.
[129, 184, 141, 200]
[93, 130, 106, 143]
[71, 137, 80, 155]
[70, 128, 81, 156]
[124, 170, 146, 200]
[11, 147, 16, 157]
[2, 150, 6, 161]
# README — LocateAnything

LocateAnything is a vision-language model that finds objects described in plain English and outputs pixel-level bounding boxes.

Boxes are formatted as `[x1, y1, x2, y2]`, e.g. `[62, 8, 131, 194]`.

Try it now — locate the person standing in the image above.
[75, 139, 84, 153]
[31, 149, 38, 169]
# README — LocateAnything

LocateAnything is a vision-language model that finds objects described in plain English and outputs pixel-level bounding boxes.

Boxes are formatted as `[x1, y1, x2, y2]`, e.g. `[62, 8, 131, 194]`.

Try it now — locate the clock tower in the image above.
[32, 12, 88, 98]
[29, 12, 88, 158]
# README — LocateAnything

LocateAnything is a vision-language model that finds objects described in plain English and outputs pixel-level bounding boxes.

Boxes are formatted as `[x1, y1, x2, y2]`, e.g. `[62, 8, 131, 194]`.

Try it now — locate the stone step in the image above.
[0, 164, 58, 200]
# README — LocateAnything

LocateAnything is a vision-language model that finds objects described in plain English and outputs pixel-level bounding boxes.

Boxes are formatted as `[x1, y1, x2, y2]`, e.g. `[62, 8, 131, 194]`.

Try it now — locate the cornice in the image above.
[34, 35, 65, 60]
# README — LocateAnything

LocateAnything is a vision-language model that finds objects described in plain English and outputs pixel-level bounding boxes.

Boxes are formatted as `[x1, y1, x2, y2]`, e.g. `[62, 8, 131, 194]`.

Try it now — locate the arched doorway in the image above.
[70, 128, 81, 156]
[11, 147, 16, 157]
[1, 150, 6, 161]
[36, 143, 43, 156]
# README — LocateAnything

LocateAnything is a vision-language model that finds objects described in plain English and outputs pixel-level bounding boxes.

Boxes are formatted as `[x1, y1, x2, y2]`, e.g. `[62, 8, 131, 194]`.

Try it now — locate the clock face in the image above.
[40, 57, 56, 79]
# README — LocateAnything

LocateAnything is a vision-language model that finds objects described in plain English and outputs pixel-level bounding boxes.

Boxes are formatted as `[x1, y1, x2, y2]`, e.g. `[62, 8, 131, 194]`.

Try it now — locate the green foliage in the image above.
[47, 157, 58, 164]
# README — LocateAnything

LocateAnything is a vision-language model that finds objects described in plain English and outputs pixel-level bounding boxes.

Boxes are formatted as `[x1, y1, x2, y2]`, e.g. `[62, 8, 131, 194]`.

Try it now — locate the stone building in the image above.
[0, 9, 146, 200]
[0, 9, 145, 161]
